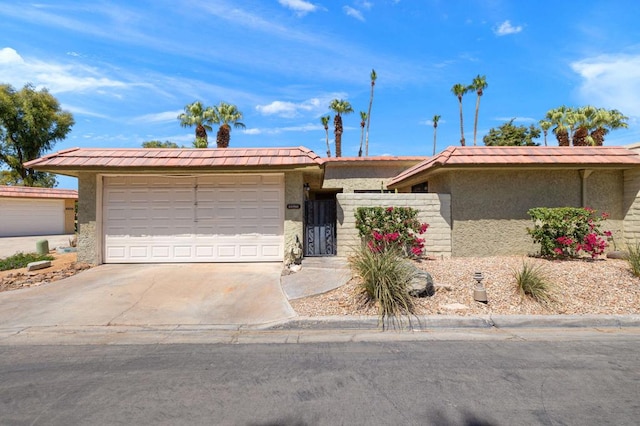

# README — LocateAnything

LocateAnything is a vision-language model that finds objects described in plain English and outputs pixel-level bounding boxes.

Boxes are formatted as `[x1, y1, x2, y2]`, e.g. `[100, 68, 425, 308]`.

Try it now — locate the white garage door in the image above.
[0, 198, 65, 237]
[103, 175, 284, 263]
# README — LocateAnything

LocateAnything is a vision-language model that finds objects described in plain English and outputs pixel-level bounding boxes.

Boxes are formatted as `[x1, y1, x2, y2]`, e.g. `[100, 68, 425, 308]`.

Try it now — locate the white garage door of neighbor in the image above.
[103, 175, 284, 263]
[0, 198, 65, 237]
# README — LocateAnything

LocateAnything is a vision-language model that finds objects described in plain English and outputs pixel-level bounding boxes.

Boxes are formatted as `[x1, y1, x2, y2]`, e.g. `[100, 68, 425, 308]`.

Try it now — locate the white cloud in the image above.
[132, 110, 183, 123]
[494, 20, 522, 36]
[256, 94, 345, 118]
[343, 6, 364, 21]
[571, 53, 640, 117]
[0, 47, 24, 64]
[278, 0, 319, 16]
[0, 47, 128, 94]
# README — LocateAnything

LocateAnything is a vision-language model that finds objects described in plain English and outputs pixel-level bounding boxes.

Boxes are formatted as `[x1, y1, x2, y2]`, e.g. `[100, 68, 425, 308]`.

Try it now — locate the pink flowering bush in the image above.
[355, 206, 429, 257]
[528, 207, 611, 259]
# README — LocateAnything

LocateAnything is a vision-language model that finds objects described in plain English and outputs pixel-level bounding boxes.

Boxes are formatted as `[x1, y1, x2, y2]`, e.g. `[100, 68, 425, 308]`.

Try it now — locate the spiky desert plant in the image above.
[626, 242, 640, 277]
[514, 261, 553, 304]
[348, 244, 417, 330]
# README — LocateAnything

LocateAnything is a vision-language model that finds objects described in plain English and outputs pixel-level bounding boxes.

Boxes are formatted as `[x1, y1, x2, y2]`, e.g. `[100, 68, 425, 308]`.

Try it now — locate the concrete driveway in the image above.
[0, 263, 296, 329]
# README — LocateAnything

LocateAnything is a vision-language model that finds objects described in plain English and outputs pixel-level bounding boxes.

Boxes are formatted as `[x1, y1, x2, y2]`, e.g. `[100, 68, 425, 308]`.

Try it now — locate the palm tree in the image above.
[214, 102, 245, 148]
[469, 75, 488, 146]
[546, 106, 571, 146]
[358, 111, 367, 157]
[451, 83, 468, 146]
[329, 99, 354, 157]
[178, 101, 218, 148]
[365, 69, 377, 156]
[321, 115, 331, 157]
[590, 108, 628, 146]
[432, 114, 441, 155]
[539, 119, 552, 146]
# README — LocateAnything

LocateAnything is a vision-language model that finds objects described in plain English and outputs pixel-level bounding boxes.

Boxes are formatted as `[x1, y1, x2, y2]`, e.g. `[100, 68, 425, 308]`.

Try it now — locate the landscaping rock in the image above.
[408, 266, 435, 298]
[607, 250, 629, 260]
[26, 260, 52, 271]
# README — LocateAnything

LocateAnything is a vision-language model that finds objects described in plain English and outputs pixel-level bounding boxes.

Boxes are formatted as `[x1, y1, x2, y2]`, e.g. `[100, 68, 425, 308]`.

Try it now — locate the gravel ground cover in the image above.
[290, 256, 640, 317]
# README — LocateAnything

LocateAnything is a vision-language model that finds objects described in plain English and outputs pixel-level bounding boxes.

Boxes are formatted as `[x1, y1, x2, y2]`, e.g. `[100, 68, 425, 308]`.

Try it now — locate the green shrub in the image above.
[0, 252, 54, 271]
[355, 206, 428, 257]
[626, 242, 640, 278]
[348, 244, 417, 330]
[514, 261, 553, 304]
[527, 207, 610, 259]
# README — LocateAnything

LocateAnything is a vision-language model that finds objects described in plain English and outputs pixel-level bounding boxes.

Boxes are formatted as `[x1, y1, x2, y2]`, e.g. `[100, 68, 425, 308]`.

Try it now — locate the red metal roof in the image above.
[24, 147, 323, 171]
[0, 185, 78, 199]
[388, 146, 640, 187]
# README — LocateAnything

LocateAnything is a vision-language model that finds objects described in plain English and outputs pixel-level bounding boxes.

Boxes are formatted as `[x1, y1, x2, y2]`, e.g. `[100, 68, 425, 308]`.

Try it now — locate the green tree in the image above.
[141, 140, 180, 148]
[365, 69, 377, 156]
[321, 115, 331, 157]
[358, 111, 367, 157]
[214, 102, 245, 148]
[432, 114, 441, 155]
[469, 75, 488, 146]
[483, 119, 541, 146]
[329, 99, 354, 157]
[0, 83, 74, 187]
[451, 83, 468, 146]
[177, 101, 218, 148]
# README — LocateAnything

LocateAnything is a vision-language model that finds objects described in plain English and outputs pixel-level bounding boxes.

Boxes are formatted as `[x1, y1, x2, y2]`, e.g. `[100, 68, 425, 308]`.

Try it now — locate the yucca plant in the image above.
[514, 261, 553, 304]
[626, 242, 640, 277]
[348, 244, 417, 330]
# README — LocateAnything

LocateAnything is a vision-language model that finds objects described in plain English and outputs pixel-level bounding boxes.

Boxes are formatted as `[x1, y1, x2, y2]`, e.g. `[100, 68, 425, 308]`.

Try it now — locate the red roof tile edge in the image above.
[388, 146, 640, 187]
[0, 185, 78, 199]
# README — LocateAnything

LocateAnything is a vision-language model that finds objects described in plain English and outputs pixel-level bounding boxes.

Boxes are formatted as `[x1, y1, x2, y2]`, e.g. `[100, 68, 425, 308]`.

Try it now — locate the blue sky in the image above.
[2, 0, 640, 189]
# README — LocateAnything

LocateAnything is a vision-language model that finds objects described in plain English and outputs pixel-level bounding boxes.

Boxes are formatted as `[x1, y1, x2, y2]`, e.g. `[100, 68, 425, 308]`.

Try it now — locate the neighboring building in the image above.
[0, 185, 77, 237]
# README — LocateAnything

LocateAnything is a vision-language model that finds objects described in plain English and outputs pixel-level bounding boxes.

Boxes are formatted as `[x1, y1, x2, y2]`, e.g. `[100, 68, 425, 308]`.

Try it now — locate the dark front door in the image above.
[304, 199, 337, 256]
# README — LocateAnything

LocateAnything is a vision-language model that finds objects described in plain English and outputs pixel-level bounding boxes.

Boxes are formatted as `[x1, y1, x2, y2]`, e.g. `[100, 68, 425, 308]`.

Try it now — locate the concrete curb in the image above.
[271, 314, 640, 330]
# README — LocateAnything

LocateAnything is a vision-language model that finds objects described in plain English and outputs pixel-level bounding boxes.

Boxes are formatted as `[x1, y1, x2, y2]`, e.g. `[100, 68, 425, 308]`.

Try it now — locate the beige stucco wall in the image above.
[336, 193, 451, 258]
[449, 169, 624, 257]
[77, 172, 99, 264]
[63, 199, 76, 234]
[284, 172, 304, 262]
[323, 164, 412, 192]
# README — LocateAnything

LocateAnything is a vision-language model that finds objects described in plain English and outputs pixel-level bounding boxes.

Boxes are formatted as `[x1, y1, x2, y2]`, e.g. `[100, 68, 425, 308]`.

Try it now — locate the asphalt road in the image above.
[1, 333, 639, 425]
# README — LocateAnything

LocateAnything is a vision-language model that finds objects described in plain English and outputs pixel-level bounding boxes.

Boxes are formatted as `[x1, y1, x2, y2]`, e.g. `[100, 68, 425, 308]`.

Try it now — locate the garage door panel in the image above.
[103, 175, 283, 263]
[0, 198, 66, 237]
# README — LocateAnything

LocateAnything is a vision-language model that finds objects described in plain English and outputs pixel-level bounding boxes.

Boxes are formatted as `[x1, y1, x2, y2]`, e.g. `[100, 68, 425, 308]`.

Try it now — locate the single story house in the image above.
[24, 145, 640, 263]
[0, 185, 77, 237]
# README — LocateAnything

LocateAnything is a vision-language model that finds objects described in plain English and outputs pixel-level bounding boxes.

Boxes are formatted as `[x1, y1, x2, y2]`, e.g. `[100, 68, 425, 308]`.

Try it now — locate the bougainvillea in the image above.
[355, 206, 429, 257]
[528, 207, 611, 259]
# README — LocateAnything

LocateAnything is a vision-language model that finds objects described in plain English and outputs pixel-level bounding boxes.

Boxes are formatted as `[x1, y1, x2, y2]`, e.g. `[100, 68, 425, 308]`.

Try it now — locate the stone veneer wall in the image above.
[77, 172, 99, 264]
[284, 172, 304, 261]
[335, 193, 451, 258]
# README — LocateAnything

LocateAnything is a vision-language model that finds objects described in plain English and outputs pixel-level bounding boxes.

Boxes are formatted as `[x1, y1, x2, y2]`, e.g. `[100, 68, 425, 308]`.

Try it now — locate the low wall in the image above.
[336, 193, 451, 258]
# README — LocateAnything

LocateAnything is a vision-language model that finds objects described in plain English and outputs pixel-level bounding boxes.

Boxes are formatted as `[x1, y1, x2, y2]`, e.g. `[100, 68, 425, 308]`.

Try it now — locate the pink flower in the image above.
[553, 248, 563, 255]
[419, 223, 429, 234]
[604, 231, 612, 237]
[411, 247, 423, 256]
[372, 231, 383, 241]
[386, 207, 394, 212]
